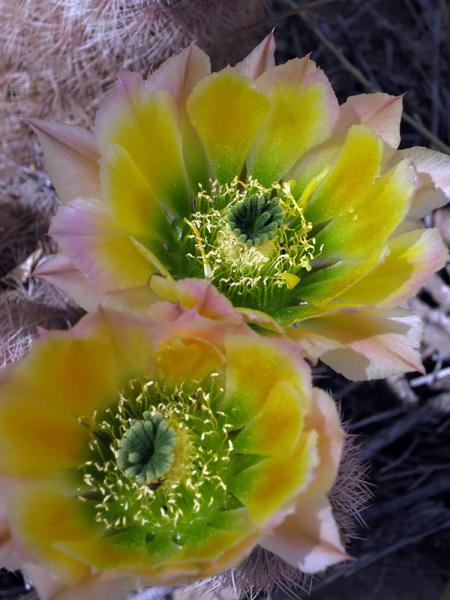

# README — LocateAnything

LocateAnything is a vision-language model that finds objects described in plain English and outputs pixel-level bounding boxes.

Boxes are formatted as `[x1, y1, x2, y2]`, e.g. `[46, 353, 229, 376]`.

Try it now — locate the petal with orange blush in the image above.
[248, 56, 339, 184]
[28, 119, 100, 203]
[156, 336, 224, 385]
[72, 308, 159, 381]
[0, 392, 86, 477]
[0, 330, 118, 417]
[222, 335, 311, 428]
[50, 198, 153, 291]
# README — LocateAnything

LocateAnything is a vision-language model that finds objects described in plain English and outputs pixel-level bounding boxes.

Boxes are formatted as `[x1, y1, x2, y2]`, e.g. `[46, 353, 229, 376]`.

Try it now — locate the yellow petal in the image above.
[305, 124, 383, 224]
[97, 85, 190, 217]
[8, 485, 90, 584]
[299, 160, 415, 306]
[230, 431, 318, 526]
[315, 159, 414, 259]
[100, 144, 168, 239]
[147, 45, 211, 190]
[248, 56, 338, 185]
[338, 228, 448, 308]
[0, 390, 85, 477]
[260, 389, 347, 572]
[233, 381, 304, 458]
[156, 337, 225, 385]
[187, 68, 270, 183]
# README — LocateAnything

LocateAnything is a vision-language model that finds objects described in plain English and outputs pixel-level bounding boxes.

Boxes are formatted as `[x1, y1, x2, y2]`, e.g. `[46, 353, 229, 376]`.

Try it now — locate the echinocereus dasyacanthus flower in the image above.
[32, 34, 449, 380]
[0, 290, 347, 600]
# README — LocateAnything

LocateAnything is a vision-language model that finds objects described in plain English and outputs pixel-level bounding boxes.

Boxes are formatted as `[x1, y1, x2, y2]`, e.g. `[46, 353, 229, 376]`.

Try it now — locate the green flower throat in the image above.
[77, 376, 258, 560]
[158, 178, 319, 312]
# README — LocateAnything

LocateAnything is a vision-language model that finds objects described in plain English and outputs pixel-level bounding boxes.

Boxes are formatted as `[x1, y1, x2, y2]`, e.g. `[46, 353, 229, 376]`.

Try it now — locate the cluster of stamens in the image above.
[180, 178, 317, 309]
[78, 376, 236, 542]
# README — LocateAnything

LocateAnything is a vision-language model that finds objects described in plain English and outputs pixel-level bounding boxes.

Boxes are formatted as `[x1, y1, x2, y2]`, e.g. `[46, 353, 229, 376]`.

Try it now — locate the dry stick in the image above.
[282, 0, 450, 155]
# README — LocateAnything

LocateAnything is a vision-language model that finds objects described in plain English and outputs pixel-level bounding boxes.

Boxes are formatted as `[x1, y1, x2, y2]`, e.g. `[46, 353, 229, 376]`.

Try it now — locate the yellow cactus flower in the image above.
[32, 34, 449, 380]
[0, 300, 347, 600]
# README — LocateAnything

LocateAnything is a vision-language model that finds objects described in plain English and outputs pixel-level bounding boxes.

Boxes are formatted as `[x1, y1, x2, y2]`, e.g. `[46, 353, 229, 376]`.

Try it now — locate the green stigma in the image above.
[228, 194, 284, 245]
[116, 412, 176, 485]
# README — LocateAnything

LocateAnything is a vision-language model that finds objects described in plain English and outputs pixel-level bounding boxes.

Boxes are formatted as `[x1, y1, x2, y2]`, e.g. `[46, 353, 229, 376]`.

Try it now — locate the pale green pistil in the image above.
[228, 194, 284, 245]
[116, 412, 176, 485]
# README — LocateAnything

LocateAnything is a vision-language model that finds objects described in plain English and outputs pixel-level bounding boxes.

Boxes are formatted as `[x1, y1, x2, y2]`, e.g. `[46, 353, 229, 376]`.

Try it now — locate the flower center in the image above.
[175, 177, 318, 310]
[116, 412, 176, 485]
[228, 194, 284, 245]
[78, 377, 241, 536]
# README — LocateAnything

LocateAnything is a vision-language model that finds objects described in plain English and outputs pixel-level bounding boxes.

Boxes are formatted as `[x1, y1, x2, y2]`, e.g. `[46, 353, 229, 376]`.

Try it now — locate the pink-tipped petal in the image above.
[261, 389, 348, 573]
[95, 71, 144, 146]
[146, 44, 211, 107]
[150, 276, 243, 323]
[50, 199, 153, 291]
[291, 309, 424, 380]
[334, 93, 403, 148]
[235, 32, 276, 80]
[24, 563, 145, 600]
[0, 489, 23, 571]
[28, 119, 100, 203]
[235, 306, 285, 333]
[34, 255, 106, 312]
[397, 146, 450, 218]
[146, 46, 211, 188]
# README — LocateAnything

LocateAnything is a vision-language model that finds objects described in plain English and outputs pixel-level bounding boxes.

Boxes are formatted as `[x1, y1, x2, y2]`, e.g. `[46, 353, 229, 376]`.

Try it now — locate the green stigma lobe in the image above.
[229, 194, 284, 245]
[116, 412, 176, 485]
